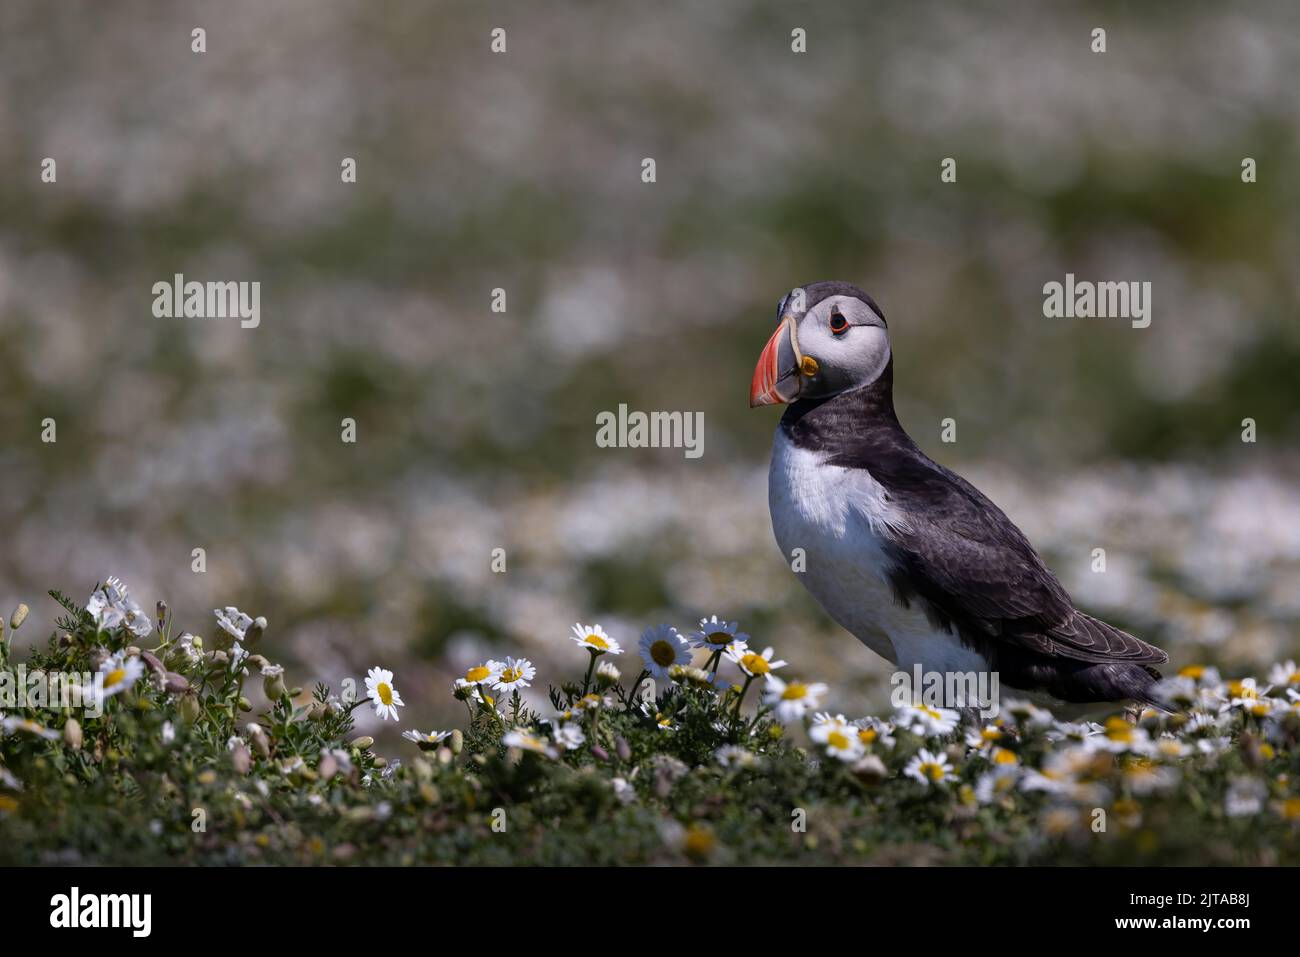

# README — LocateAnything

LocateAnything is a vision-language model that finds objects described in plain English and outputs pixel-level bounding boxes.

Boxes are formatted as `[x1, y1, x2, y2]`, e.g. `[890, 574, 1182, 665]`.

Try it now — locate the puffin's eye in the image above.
[829, 313, 849, 335]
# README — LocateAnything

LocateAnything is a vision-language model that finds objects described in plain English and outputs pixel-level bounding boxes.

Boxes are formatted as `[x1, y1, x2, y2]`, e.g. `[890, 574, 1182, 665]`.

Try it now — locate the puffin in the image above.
[750, 280, 1168, 709]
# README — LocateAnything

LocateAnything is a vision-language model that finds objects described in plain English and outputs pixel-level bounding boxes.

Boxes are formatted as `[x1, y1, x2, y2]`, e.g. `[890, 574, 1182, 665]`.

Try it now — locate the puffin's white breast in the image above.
[767, 428, 990, 674]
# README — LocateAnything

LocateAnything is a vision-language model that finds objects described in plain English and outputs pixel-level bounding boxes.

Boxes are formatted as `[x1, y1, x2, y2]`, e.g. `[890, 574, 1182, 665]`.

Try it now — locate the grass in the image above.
[1, 579, 1298, 866]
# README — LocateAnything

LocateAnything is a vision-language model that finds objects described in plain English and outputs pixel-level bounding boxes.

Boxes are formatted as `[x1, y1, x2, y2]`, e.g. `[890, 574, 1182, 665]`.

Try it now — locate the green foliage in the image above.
[2, 584, 1300, 865]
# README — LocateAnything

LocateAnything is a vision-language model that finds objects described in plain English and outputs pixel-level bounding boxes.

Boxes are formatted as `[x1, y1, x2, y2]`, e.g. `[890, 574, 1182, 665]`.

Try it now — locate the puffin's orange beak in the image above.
[750, 317, 800, 407]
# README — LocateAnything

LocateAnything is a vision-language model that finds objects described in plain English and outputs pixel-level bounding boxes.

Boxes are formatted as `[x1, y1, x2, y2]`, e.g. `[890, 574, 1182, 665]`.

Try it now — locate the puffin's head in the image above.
[749, 281, 890, 407]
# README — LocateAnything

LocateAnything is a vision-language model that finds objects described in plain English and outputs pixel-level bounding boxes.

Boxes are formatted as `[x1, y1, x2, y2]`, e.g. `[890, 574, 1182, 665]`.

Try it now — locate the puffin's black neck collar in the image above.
[776, 360, 916, 470]
[781, 358, 900, 440]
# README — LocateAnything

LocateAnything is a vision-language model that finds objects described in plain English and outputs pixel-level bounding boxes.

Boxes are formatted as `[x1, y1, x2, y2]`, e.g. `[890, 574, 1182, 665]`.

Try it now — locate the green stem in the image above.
[625, 669, 650, 712]
[581, 650, 598, 696]
[730, 674, 756, 730]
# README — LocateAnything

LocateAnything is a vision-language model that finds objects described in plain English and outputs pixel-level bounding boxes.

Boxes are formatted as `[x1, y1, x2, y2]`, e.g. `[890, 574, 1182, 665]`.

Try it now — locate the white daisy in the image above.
[810, 714, 864, 762]
[1124, 761, 1180, 796]
[974, 766, 1020, 804]
[1268, 661, 1300, 688]
[503, 728, 554, 756]
[724, 644, 787, 678]
[669, 663, 726, 690]
[492, 656, 536, 692]
[1153, 735, 1190, 759]
[96, 652, 145, 701]
[595, 661, 622, 685]
[689, 614, 749, 653]
[551, 722, 586, 751]
[1003, 698, 1055, 728]
[455, 660, 504, 691]
[904, 748, 957, 787]
[570, 623, 621, 655]
[1225, 777, 1266, 817]
[1222, 678, 1276, 718]
[1092, 716, 1154, 754]
[1, 717, 60, 741]
[853, 716, 897, 750]
[402, 729, 452, 750]
[965, 724, 1009, 754]
[762, 675, 828, 723]
[893, 701, 960, 737]
[714, 745, 757, 768]
[86, 576, 152, 639]
[650, 712, 681, 733]
[365, 667, 405, 721]
[638, 624, 691, 680]
[642, 705, 676, 732]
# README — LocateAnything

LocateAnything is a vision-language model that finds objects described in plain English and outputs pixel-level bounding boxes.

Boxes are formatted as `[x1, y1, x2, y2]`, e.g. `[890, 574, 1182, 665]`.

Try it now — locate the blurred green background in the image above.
[2, 0, 1298, 734]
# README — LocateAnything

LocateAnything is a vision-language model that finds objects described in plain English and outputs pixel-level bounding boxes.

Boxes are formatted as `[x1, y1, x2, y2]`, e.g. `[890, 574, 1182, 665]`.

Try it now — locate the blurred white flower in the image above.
[503, 727, 554, 756]
[551, 722, 585, 751]
[762, 675, 827, 723]
[96, 651, 145, 701]
[1224, 777, 1266, 817]
[86, 577, 152, 639]
[893, 702, 960, 737]
[905, 748, 956, 786]
[213, 606, 254, 641]
[810, 713, 864, 762]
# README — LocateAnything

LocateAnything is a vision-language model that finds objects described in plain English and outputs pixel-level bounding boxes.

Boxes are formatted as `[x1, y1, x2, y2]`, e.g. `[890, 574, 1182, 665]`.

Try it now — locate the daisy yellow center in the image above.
[105, 668, 126, 687]
[650, 640, 677, 666]
[1104, 717, 1132, 741]
[377, 682, 393, 705]
[981, 728, 1002, 742]
[1179, 665, 1205, 679]
[993, 748, 1017, 765]
[586, 634, 609, 650]
[740, 653, 769, 675]
[466, 666, 491, 682]
[859, 728, 877, 743]
[501, 667, 522, 683]
[922, 762, 944, 781]
[827, 730, 850, 750]
[1229, 681, 1256, 699]
[781, 683, 808, 701]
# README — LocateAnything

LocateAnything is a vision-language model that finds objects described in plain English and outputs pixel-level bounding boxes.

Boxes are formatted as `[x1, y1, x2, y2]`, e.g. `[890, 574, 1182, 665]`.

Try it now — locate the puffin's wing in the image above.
[870, 461, 1167, 666]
